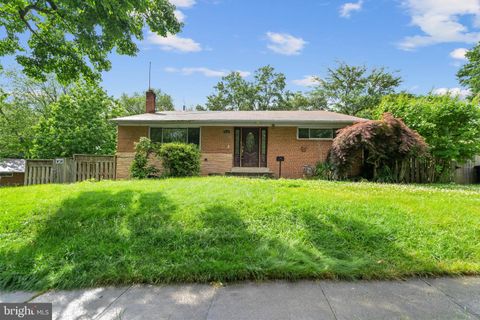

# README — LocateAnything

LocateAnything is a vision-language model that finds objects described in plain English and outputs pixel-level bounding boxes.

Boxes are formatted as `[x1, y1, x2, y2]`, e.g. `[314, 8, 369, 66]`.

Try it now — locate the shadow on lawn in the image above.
[0, 189, 424, 290]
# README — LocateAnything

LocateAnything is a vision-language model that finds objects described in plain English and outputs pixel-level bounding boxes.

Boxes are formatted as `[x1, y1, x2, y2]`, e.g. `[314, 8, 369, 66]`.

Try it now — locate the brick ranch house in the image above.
[112, 90, 365, 179]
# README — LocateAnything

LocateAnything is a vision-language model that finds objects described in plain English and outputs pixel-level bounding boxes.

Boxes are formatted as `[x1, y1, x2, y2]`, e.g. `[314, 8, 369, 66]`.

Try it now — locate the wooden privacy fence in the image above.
[384, 157, 480, 184]
[25, 155, 115, 186]
[402, 158, 436, 184]
[361, 155, 480, 184]
[74, 155, 116, 181]
[24, 160, 56, 185]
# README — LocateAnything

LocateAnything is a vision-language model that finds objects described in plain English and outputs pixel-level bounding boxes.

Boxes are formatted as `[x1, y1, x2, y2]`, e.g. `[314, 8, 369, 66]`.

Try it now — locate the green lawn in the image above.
[0, 177, 479, 290]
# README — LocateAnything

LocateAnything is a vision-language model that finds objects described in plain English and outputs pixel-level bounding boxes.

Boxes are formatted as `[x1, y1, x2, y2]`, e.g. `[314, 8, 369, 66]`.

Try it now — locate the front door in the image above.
[241, 128, 260, 167]
[234, 128, 267, 167]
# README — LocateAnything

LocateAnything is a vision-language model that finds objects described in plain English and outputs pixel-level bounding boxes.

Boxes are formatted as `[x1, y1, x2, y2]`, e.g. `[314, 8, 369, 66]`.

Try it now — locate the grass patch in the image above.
[0, 177, 479, 290]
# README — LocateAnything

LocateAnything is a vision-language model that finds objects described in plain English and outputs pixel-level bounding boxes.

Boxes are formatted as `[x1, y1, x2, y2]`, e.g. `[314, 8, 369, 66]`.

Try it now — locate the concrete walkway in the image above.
[1, 277, 479, 320]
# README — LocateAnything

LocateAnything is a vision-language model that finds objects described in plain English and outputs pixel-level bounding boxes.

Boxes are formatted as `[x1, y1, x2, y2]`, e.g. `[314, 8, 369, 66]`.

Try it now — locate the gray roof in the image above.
[112, 111, 366, 126]
[0, 159, 25, 173]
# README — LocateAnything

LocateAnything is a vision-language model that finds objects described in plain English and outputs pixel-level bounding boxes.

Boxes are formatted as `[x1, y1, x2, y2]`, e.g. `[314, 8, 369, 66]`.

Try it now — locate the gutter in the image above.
[110, 119, 366, 127]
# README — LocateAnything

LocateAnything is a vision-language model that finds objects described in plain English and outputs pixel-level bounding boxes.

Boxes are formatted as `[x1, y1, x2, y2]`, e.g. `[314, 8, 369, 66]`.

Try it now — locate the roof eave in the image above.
[112, 119, 365, 126]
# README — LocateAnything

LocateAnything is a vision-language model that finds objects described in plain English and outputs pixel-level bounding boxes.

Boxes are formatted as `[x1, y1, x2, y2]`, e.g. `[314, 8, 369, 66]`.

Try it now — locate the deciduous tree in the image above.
[31, 81, 121, 158]
[0, 90, 37, 158]
[206, 66, 298, 110]
[309, 63, 402, 116]
[206, 72, 255, 111]
[373, 94, 480, 178]
[0, 70, 68, 158]
[329, 113, 427, 181]
[0, 0, 181, 83]
[251, 66, 289, 110]
[0, 70, 70, 115]
[206, 66, 332, 111]
[457, 43, 480, 98]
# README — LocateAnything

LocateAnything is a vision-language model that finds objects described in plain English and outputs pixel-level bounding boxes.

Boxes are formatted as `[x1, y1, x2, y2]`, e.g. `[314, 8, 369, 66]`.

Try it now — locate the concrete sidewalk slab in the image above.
[321, 279, 474, 320]
[97, 284, 216, 320]
[427, 277, 480, 318]
[31, 286, 129, 320]
[1, 277, 479, 320]
[206, 281, 335, 320]
[0, 291, 38, 303]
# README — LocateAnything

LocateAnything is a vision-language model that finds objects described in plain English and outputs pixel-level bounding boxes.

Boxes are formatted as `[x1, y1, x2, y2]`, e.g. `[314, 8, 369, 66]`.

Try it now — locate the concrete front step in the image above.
[226, 172, 274, 178]
[226, 167, 274, 177]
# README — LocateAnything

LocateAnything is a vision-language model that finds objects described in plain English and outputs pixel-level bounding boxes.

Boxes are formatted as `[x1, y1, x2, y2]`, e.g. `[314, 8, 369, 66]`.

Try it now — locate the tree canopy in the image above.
[373, 94, 480, 171]
[0, 70, 69, 158]
[204, 66, 318, 111]
[31, 80, 122, 158]
[457, 43, 480, 98]
[0, 69, 178, 159]
[0, 0, 181, 83]
[308, 63, 402, 116]
[1, 69, 70, 114]
[0, 90, 37, 158]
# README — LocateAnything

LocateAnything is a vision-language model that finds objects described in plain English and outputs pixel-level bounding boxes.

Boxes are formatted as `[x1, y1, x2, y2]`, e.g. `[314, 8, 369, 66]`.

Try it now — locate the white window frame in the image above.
[297, 127, 335, 141]
[148, 127, 202, 150]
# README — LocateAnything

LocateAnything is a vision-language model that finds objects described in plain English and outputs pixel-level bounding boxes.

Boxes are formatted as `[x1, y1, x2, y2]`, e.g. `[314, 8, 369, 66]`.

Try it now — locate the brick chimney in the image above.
[146, 89, 156, 113]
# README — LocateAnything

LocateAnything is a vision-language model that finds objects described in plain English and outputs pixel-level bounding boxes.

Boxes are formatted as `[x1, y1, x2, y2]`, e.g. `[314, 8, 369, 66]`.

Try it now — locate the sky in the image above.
[5, 0, 480, 108]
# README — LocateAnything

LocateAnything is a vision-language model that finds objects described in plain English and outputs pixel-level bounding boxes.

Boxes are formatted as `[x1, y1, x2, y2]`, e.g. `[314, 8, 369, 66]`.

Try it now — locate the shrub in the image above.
[375, 165, 396, 183]
[373, 94, 480, 181]
[130, 137, 159, 179]
[156, 143, 200, 177]
[329, 113, 427, 182]
[315, 162, 335, 180]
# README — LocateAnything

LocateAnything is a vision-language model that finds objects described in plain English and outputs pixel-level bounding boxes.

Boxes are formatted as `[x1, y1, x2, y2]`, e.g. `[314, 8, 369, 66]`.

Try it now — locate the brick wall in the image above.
[200, 126, 234, 175]
[116, 152, 135, 179]
[201, 153, 233, 175]
[200, 126, 234, 153]
[267, 127, 332, 179]
[117, 126, 149, 153]
[116, 126, 157, 179]
[0, 172, 25, 186]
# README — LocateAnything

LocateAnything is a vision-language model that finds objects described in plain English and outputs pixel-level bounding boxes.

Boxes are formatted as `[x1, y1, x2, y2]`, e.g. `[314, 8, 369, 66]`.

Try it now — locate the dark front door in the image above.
[234, 128, 268, 167]
[241, 128, 259, 167]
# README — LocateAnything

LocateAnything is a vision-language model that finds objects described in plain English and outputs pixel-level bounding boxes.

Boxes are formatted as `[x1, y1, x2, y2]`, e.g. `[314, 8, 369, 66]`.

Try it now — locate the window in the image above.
[298, 128, 310, 139]
[163, 128, 187, 143]
[260, 127, 267, 167]
[297, 128, 336, 140]
[0, 172, 13, 177]
[150, 128, 163, 143]
[150, 128, 200, 146]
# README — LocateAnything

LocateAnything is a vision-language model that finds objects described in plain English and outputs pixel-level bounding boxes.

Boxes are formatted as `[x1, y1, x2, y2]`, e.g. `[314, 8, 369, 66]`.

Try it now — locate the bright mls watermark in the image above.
[0, 303, 51, 320]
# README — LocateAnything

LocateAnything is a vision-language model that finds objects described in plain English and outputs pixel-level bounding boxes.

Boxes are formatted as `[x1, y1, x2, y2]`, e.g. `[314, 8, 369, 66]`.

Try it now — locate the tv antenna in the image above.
[148, 61, 152, 90]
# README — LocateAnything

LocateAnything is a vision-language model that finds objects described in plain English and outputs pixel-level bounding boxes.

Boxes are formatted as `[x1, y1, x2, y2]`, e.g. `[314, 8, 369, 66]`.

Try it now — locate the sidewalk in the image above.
[1, 277, 479, 320]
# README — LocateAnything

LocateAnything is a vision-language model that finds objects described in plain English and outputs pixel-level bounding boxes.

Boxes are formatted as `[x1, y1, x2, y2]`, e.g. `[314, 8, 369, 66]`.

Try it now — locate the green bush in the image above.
[157, 143, 200, 177]
[315, 161, 335, 180]
[130, 137, 159, 179]
[373, 94, 480, 180]
[376, 165, 396, 183]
